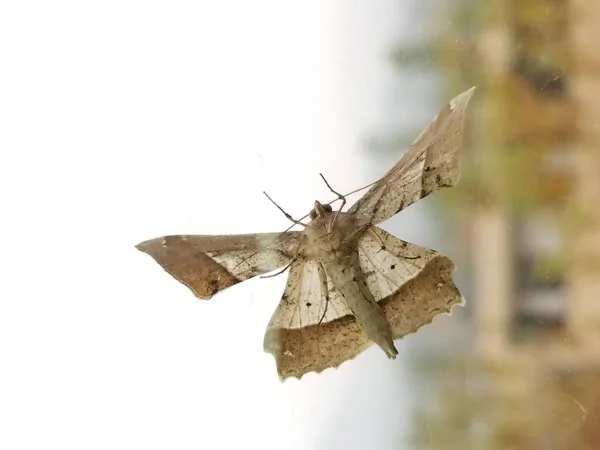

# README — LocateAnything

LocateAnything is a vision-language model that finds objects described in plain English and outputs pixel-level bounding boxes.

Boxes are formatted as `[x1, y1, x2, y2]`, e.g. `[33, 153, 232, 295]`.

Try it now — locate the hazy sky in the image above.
[1, 1, 440, 449]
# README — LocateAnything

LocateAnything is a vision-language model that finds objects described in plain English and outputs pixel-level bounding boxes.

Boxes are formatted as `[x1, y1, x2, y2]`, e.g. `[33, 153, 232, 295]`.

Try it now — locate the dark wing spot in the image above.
[395, 200, 405, 214]
[424, 166, 432, 172]
[209, 279, 220, 295]
[436, 174, 443, 185]
[352, 276, 357, 282]
[390, 264, 396, 270]
[306, 302, 312, 307]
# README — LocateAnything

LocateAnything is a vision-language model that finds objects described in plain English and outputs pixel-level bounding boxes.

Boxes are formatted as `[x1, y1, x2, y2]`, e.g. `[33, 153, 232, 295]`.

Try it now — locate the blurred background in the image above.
[2, 0, 599, 449]
[394, 1, 600, 449]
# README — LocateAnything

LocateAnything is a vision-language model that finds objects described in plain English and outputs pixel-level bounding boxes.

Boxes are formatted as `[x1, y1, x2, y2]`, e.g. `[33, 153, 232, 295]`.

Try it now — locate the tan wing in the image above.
[135, 232, 302, 299]
[263, 259, 352, 331]
[264, 259, 361, 379]
[265, 227, 464, 380]
[358, 227, 464, 340]
[348, 87, 475, 227]
[357, 227, 439, 301]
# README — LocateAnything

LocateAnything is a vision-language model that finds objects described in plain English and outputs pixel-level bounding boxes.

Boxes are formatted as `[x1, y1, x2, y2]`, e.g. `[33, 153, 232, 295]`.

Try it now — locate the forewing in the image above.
[135, 232, 302, 299]
[264, 226, 464, 380]
[348, 87, 475, 226]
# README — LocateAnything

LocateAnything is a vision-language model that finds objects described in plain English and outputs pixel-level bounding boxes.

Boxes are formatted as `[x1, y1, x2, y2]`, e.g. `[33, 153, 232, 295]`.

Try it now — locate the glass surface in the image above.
[1, 1, 598, 449]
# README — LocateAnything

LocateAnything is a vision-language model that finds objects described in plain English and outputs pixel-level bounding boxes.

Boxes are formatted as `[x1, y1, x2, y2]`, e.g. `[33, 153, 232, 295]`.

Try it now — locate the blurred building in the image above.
[466, 0, 600, 367]
[408, 1, 600, 448]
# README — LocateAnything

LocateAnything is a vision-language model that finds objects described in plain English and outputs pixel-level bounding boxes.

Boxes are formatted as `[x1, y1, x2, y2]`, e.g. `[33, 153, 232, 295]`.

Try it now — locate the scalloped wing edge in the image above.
[264, 253, 464, 381]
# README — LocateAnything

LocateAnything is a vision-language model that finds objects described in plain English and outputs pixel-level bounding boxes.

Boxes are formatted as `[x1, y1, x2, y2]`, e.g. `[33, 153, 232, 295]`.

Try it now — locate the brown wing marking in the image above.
[136, 232, 302, 299]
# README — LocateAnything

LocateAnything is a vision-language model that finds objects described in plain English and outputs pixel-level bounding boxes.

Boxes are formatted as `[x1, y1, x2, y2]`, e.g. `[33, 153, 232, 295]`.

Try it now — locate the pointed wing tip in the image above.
[455, 86, 476, 105]
[134, 238, 158, 254]
[133, 237, 216, 301]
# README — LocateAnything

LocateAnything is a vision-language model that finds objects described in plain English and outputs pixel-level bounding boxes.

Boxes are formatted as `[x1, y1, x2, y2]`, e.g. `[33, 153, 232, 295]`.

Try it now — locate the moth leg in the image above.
[314, 262, 330, 359]
[319, 173, 346, 230]
[317, 262, 330, 326]
[260, 260, 294, 279]
[367, 227, 386, 252]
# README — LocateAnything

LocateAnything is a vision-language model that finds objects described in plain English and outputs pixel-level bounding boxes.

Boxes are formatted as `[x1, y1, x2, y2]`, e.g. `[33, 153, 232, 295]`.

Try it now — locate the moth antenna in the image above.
[263, 191, 312, 229]
[319, 173, 345, 201]
[338, 177, 379, 200]
[232, 179, 379, 273]
[319, 173, 346, 230]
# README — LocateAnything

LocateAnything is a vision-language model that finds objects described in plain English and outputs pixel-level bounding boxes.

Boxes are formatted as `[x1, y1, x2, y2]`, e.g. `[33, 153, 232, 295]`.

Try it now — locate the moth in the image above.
[136, 87, 475, 380]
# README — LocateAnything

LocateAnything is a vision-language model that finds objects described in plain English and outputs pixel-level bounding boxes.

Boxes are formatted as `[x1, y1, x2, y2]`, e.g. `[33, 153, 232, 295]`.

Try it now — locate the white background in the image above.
[0, 1, 443, 449]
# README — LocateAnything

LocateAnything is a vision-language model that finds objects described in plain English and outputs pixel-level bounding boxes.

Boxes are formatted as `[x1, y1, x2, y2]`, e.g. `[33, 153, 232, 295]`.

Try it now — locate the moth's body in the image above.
[302, 203, 360, 263]
[324, 257, 398, 358]
[135, 87, 475, 380]
[301, 201, 398, 358]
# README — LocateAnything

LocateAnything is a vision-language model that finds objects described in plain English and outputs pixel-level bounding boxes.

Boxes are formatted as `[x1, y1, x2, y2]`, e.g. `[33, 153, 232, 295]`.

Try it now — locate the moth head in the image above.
[309, 201, 332, 219]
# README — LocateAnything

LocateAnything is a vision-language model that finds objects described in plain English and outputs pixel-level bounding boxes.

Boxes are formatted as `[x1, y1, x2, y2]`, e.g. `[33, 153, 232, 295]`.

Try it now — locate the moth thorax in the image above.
[309, 201, 332, 219]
